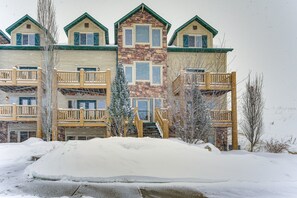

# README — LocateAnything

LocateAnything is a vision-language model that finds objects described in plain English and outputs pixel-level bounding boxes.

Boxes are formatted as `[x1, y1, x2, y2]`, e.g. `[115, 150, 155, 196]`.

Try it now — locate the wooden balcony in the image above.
[58, 108, 107, 127]
[172, 72, 233, 95]
[0, 68, 41, 92]
[0, 104, 37, 121]
[210, 110, 232, 127]
[57, 69, 111, 89]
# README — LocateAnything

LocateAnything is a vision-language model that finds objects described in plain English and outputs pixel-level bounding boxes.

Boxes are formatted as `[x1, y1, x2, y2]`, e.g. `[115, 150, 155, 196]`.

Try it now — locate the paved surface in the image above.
[19, 180, 206, 198]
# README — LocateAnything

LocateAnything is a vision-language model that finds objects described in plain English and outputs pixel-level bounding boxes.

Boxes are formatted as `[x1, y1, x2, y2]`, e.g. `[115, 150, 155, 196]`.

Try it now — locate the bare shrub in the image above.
[264, 138, 289, 153]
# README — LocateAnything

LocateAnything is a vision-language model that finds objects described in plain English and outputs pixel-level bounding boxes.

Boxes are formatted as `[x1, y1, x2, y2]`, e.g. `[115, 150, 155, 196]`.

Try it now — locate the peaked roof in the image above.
[6, 14, 46, 35]
[114, 3, 171, 44]
[0, 30, 10, 43]
[64, 12, 109, 44]
[168, 15, 218, 46]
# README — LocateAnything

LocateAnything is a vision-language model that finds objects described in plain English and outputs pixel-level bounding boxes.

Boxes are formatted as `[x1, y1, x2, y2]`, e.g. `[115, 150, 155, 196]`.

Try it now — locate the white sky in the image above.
[1, 0, 297, 138]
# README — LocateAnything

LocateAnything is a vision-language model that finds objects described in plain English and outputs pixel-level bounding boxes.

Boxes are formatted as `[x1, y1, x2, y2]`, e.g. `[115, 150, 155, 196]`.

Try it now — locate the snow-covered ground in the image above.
[1, 137, 297, 198]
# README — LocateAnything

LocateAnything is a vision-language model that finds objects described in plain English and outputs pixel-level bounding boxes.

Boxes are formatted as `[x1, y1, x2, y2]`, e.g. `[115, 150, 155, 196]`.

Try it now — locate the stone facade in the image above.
[0, 122, 8, 143]
[117, 9, 168, 101]
[215, 127, 228, 151]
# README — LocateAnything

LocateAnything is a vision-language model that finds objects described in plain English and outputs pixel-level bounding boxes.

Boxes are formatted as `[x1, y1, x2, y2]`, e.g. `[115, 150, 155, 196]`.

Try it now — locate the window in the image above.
[188, 35, 202, 48]
[22, 34, 35, 45]
[152, 66, 161, 85]
[136, 62, 150, 81]
[124, 65, 133, 83]
[80, 33, 93, 45]
[124, 29, 133, 46]
[26, 24, 31, 29]
[152, 29, 161, 47]
[84, 23, 89, 28]
[155, 99, 162, 108]
[136, 25, 149, 43]
[98, 100, 106, 109]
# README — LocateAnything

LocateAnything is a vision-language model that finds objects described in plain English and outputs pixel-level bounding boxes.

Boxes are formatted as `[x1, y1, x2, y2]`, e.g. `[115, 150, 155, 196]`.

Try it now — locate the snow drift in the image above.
[26, 137, 297, 183]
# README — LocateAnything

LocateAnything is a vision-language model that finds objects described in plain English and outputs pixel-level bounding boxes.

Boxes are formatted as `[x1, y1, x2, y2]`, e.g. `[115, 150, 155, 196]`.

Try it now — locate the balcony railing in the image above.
[210, 110, 232, 126]
[0, 68, 40, 86]
[58, 108, 107, 126]
[0, 104, 37, 121]
[57, 69, 111, 89]
[172, 72, 233, 94]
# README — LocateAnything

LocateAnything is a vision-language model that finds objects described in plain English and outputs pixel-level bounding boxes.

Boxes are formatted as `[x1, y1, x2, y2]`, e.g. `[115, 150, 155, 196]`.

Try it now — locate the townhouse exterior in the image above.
[0, 3, 238, 150]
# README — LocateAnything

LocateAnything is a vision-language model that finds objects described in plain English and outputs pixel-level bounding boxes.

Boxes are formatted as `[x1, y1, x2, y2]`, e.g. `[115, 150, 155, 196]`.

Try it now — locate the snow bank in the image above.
[0, 138, 63, 169]
[26, 137, 297, 183]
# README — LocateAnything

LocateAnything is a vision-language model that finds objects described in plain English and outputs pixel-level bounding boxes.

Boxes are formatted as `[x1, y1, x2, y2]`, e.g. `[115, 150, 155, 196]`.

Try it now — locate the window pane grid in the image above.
[136, 25, 149, 43]
[136, 62, 150, 80]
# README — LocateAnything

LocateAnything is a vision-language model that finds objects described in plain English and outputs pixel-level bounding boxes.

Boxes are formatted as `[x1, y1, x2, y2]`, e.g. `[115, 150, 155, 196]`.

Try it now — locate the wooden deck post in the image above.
[106, 69, 111, 107]
[12, 67, 17, 86]
[37, 68, 43, 139]
[80, 107, 84, 126]
[231, 72, 238, 150]
[205, 72, 211, 89]
[138, 120, 143, 138]
[12, 103, 17, 121]
[51, 69, 58, 141]
[163, 120, 169, 138]
[79, 69, 84, 88]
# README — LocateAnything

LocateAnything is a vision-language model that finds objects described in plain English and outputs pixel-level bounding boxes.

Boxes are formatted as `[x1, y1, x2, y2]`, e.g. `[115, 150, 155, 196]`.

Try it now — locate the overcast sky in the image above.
[1, 0, 297, 138]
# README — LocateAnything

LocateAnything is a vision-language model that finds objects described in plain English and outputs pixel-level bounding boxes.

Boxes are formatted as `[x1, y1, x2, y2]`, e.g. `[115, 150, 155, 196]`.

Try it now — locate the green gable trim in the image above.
[114, 3, 171, 44]
[54, 45, 117, 51]
[168, 15, 219, 46]
[64, 12, 109, 44]
[6, 15, 45, 35]
[0, 46, 43, 50]
[0, 30, 10, 43]
[167, 47, 233, 53]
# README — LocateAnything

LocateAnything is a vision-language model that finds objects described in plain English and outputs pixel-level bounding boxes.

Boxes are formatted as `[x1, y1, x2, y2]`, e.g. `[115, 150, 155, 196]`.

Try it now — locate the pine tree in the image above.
[108, 65, 133, 136]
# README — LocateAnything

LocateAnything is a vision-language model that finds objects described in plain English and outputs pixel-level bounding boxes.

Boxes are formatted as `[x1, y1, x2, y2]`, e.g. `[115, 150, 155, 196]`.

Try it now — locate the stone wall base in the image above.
[0, 122, 8, 143]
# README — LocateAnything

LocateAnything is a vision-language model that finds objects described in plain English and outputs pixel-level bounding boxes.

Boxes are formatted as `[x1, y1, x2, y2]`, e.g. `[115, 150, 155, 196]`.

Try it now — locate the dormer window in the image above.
[188, 35, 202, 48]
[183, 34, 207, 48]
[22, 34, 35, 45]
[74, 32, 99, 46]
[80, 33, 93, 45]
[16, 33, 40, 46]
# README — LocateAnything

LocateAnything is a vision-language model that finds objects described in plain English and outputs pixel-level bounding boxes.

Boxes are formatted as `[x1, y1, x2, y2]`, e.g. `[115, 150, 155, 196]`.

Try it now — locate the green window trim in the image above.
[94, 33, 99, 45]
[74, 32, 79, 45]
[16, 33, 22, 45]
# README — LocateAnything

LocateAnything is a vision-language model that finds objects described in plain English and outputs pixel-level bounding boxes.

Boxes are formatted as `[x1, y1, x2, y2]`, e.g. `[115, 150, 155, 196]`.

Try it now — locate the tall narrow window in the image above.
[136, 62, 150, 81]
[155, 99, 162, 108]
[80, 33, 86, 45]
[152, 66, 161, 85]
[136, 25, 149, 43]
[86, 33, 94, 45]
[152, 29, 161, 47]
[124, 29, 133, 46]
[124, 66, 133, 83]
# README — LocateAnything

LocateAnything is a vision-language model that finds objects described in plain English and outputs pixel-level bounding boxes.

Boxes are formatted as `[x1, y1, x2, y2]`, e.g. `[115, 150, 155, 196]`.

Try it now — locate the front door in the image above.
[137, 100, 150, 122]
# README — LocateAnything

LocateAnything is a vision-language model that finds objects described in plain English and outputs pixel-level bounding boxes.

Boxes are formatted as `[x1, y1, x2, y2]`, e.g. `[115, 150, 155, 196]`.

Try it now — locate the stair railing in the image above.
[155, 108, 169, 138]
[133, 107, 143, 137]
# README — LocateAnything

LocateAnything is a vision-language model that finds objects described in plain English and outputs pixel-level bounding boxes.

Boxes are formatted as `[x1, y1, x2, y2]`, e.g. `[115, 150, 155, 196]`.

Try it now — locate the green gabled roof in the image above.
[168, 15, 218, 46]
[114, 3, 171, 44]
[64, 12, 109, 44]
[6, 14, 46, 35]
[0, 30, 10, 43]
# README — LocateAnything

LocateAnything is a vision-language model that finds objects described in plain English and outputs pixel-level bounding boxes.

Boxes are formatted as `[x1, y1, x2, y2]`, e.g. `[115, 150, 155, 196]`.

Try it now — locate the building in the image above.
[0, 3, 238, 150]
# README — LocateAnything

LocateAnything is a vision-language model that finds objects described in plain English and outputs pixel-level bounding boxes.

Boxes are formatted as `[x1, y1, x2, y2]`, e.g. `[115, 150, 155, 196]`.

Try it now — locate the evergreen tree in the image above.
[108, 65, 133, 136]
